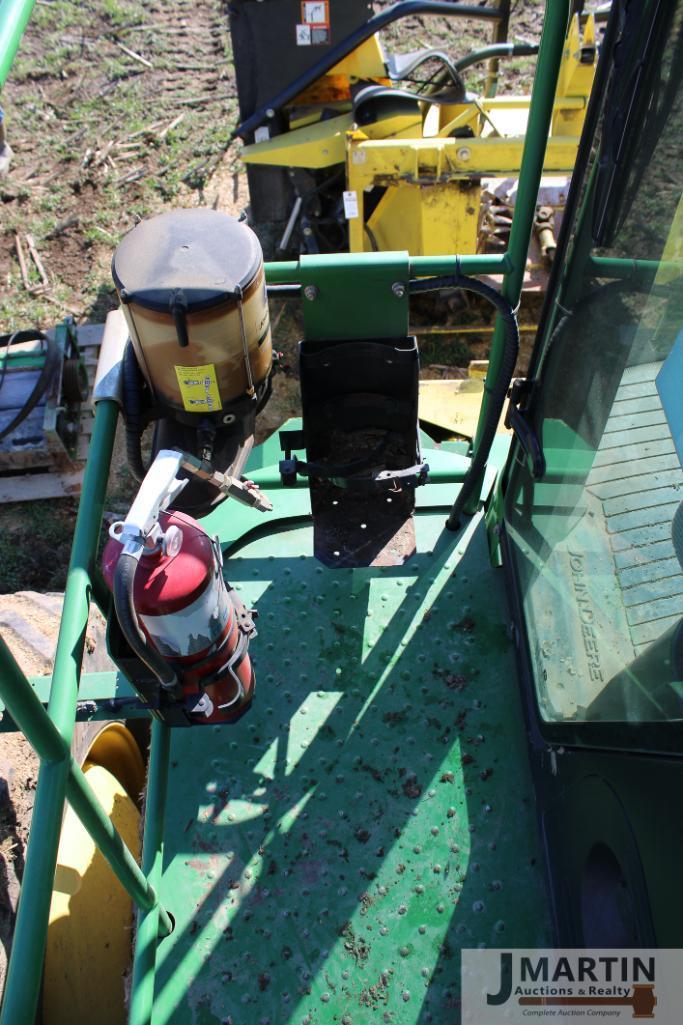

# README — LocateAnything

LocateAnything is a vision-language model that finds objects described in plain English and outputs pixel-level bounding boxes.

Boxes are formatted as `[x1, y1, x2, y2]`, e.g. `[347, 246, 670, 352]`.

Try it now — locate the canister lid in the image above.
[112, 208, 262, 313]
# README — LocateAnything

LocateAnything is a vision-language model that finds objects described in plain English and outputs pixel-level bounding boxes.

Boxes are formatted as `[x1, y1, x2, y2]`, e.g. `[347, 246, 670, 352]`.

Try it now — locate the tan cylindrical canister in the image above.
[112, 209, 272, 416]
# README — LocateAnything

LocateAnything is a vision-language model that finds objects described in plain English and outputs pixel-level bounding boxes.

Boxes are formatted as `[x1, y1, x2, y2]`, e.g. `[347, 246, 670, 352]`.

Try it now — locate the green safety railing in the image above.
[0, 2, 573, 1021]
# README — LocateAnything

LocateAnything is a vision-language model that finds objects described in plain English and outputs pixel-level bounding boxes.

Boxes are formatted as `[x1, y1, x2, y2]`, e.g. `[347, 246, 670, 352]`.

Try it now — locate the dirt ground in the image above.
[0, 0, 546, 997]
[0, 0, 545, 594]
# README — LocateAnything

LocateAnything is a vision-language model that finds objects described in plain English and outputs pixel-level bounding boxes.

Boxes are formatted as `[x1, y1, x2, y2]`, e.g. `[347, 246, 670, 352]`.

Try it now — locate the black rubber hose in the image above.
[409, 272, 519, 531]
[113, 549, 179, 693]
[122, 342, 148, 483]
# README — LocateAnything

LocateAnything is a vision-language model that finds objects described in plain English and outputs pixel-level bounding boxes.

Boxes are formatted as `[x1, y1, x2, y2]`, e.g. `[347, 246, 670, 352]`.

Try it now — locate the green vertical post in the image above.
[129, 720, 172, 1025]
[0, 0, 35, 86]
[0, 399, 118, 1025]
[464, 0, 571, 515]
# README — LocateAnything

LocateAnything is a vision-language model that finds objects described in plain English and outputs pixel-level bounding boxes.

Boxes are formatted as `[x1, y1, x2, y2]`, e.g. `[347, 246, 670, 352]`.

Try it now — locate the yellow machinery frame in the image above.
[242, 14, 597, 258]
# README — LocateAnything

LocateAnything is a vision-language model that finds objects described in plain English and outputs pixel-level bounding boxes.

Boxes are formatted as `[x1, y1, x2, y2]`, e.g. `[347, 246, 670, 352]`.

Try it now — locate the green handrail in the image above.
[129, 720, 172, 1025]
[0, 0, 35, 87]
[0, 399, 171, 1025]
[0, 634, 172, 919]
[463, 0, 571, 515]
[587, 255, 682, 281]
[264, 253, 510, 284]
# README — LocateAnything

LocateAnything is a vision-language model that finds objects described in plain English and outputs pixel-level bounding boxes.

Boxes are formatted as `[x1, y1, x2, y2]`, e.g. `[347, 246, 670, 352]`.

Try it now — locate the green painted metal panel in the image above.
[148, 510, 550, 1025]
[298, 252, 410, 341]
[0, 353, 44, 369]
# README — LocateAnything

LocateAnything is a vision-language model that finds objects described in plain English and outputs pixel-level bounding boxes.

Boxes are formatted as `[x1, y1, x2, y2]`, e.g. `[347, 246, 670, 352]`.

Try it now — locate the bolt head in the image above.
[303, 285, 318, 301]
[391, 281, 406, 298]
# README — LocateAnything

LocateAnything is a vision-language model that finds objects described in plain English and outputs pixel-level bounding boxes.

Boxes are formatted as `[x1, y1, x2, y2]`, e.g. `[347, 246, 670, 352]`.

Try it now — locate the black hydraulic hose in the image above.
[122, 341, 148, 483]
[452, 41, 538, 74]
[232, 1, 505, 140]
[113, 549, 179, 694]
[411, 42, 537, 100]
[409, 271, 519, 531]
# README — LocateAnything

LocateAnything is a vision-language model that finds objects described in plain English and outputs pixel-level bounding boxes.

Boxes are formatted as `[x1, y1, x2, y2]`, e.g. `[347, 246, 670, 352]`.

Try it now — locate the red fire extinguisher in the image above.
[102, 451, 261, 725]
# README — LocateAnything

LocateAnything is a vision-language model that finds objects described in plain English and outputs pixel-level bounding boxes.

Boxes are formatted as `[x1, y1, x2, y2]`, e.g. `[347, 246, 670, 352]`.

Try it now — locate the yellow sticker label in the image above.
[174, 364, 222, 413]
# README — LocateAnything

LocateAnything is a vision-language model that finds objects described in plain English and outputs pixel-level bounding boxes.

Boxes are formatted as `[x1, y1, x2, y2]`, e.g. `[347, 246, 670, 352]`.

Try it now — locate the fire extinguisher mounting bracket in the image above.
[114, 448, 188, 554]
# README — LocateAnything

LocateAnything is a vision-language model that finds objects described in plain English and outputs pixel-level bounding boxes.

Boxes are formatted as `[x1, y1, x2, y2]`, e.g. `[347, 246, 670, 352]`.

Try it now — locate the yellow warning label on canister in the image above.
[174, 364, 223, 413]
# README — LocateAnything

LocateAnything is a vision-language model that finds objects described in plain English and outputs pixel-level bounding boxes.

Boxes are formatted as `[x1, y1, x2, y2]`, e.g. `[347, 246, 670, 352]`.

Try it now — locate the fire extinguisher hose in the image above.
[113, 549, 180, 695]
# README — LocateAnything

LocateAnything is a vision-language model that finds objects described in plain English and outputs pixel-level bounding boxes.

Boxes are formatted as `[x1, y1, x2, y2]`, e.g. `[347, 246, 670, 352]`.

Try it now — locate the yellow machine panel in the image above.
[241, 14, 598, 267]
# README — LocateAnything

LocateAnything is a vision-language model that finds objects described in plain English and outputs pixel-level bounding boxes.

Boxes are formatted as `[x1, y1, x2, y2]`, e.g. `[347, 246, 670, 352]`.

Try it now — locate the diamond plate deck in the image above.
[150, 509, 551, 1025]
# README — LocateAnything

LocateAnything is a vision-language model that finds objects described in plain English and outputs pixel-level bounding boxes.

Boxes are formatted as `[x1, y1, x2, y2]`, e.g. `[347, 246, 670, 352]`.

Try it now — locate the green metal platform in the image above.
[150, 485, 551, 1025]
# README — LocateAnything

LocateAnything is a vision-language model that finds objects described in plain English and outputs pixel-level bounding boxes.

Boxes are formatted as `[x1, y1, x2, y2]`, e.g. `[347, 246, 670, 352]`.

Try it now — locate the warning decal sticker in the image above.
[297, 1, 330, 45]
[295, 23, 311, 45]
[342, 190, 359, 219]
[174, 363, 223, 413]
[302, 2, 329, 26]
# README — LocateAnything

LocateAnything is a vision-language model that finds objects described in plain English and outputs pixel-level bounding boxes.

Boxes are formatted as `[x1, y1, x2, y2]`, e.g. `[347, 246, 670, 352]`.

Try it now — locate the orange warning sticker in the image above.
[301, 2, 329, 28]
